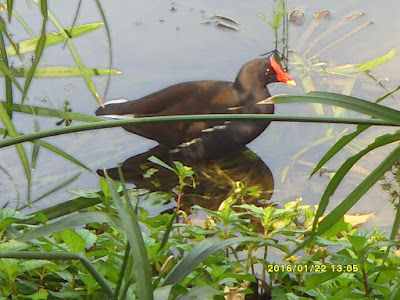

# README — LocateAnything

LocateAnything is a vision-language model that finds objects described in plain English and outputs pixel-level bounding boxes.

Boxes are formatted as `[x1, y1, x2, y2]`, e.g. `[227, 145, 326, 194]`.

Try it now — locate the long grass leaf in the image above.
[163, 237, 265, 285]
[4, 101, 101, 122]
[310, 125, 369, 177]
[9, 10, 34, 36]
[104, 171, 153, 300]
[324, 49, 396, 75]
[0, 16, 20, 121]
[46, 9, 104, 106]
[0, 114, 399, 149]
[7, 0, 13, 22]
[94, 0, 113, 99]
[311, 131, 400, 237]
[31, 119, 40, 170]
[317, 145, 400, 235]
[5, 23, 103, 56]
[310, 85, 400, 176]
[17, 173, 81, 211]
[18, 211, 118, 241]
[21, 0, 47, 103]
[0, 66, 120, 78]
[271, 91, 400, 125]
[0, 102, 31, 205]
[0, 59, 23, 90]
[21, 196, 102, 225]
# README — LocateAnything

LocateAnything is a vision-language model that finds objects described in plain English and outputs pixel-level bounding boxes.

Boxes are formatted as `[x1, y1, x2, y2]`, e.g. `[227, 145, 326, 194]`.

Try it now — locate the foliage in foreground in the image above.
[0, 172, 399, 299]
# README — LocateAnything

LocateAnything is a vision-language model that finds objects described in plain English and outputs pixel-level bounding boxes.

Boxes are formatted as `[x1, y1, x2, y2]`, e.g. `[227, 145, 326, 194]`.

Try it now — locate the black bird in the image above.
[96, 58, 295, 160]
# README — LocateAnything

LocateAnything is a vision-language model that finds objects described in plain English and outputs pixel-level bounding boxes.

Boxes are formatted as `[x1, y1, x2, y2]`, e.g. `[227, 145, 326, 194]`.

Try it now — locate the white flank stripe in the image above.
[103, 99, 128, 105]
[100, 114, 135, 120]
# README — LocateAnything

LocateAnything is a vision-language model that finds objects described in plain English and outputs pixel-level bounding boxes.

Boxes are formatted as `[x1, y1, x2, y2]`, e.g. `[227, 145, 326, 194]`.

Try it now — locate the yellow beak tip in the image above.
[286, 80, 296, 87]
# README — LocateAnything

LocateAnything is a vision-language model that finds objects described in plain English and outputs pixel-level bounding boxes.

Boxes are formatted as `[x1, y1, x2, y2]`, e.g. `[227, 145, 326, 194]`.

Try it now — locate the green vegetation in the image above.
[0, 0, 399, 299]
[1, 170, 399, 299]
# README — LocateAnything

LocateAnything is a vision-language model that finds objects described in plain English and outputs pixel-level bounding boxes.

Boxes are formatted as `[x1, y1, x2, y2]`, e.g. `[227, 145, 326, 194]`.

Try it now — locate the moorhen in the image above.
[95, 58, 295, 160]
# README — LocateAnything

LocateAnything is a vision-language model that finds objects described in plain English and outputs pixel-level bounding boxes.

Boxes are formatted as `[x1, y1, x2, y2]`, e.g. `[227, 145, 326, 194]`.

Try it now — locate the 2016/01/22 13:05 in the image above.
[266, 264, 359, 273]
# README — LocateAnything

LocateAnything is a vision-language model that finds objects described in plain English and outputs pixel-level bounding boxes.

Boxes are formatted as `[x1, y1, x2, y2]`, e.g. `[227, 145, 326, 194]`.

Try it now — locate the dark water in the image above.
[1, 0, 400, 232]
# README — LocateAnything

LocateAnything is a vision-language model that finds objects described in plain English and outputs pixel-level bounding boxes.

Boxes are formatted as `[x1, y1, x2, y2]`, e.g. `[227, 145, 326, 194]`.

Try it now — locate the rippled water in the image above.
[1, 0, 399, 231]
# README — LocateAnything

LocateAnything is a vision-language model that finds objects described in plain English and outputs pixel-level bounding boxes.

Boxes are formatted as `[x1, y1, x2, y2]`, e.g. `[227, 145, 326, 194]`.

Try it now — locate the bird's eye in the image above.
[265, 68, 270, 74]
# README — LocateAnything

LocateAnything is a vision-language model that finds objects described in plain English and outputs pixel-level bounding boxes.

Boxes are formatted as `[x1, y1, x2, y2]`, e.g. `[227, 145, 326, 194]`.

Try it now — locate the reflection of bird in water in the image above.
[97, 145, 274, 220]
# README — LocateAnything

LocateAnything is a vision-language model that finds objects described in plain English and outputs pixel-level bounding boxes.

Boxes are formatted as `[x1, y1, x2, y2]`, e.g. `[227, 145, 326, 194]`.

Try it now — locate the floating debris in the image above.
[215, 20, 239, 31]
[200, 13, 240, 31]
[290, 9, 305, 25]
[211, 14, 239, 24]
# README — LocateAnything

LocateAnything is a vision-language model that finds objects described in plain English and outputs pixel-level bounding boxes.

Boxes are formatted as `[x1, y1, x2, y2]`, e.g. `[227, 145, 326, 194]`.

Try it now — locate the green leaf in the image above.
[46, 9, 103, 105]
[3, 101, 101, 122]
[311, 130, 400, 235]
[310, 125, 369, 177]
[5, 23, 104, 56]
[317, 145, 400, 235]
[0, 66, 120, 78]
[271, 91, 400, 125]
[163, 236, 265, 285]
[59, 228, 86, 252]
[21, 0, 48, 103]
[7, 0, 13, 22]
[17, 211, 118, 241]
[104, 170, 153, 300]
[0, 102, 31, 204]
[324, 49, 396, 74]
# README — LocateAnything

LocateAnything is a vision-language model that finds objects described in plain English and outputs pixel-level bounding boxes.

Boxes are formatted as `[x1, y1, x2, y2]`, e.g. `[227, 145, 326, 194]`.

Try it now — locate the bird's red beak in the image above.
[270, 58, 296, 86]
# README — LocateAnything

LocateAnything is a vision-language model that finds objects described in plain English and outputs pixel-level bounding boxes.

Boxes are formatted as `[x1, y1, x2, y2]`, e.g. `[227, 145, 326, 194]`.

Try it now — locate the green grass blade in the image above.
[7, 0, 13, 22]
[257, 13, 274, 28]
[0, 29, 13, 121]
[4, 101, 101, 122]
[0, 126, 93, 172]
[20, 196, 102, 225]
[17, 211, 118, 241]
[310, 125, 369, 177]
[0, 114, 399, 149]
[31, 119, 40, 170]
[272, 91, 400, 125]
[0, 59, 23, 90]
[46, 9, 103, 106]
[317, 145, 400, 235]
[0, 251, 114, 298]
[324, 49, 396, 75]
[10, 10, 34, 36]
[38, 140, 92, 171]
[0, 102, 31, 205]
[5, 23, 104, 56]
[310, 85, 400, 176]
[17, 173, 81, 211]
[94, 0, 113, 99]
[0, 66, 120, 78]
[21, 0, 47, 103]
[391, 204, 400, 240]
[311, 131, 400, 236]
[163, 237, 265, 285]
[104, 170, 153, 300]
